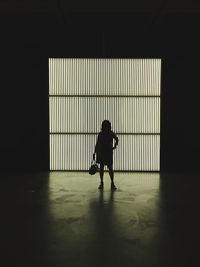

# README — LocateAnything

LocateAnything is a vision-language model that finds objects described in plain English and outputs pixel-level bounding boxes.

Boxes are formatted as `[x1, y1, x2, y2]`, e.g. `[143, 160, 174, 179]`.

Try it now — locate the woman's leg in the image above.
[108, 164, 117, 189]
[98, 163, 104, 189]
[108, 164, 114, 183]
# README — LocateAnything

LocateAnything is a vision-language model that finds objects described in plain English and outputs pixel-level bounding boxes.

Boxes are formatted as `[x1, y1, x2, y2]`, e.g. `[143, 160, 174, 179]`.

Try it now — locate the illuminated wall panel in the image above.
[49, 59, 161, 96]
[49, 58, 161, 171]
[50, 135, 160, 171]
[49, 97, 160, 133]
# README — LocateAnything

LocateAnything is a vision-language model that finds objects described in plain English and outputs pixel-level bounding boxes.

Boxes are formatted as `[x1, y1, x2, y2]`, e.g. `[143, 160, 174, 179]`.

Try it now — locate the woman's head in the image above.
[101, 120, 111, 132]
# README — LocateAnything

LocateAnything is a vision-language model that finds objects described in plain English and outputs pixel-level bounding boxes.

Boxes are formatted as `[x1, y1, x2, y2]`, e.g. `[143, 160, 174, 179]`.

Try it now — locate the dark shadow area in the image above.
[157, 172, 200, 266]
[87, 190, 119, 267]
[0, 172, 50, 267]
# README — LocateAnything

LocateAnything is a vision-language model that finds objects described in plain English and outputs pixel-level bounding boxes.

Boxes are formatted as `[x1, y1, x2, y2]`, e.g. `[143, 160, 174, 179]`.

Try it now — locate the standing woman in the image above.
[93, 120, 119, 190]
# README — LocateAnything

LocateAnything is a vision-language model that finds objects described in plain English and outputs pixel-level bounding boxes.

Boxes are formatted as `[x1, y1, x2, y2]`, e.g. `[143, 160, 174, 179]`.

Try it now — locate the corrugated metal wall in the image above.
[49, 58, 161, 171]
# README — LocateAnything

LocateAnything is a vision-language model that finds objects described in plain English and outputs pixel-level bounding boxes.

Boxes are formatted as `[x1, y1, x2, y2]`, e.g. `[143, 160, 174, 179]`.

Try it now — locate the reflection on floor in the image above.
[1, 172, 199, 267]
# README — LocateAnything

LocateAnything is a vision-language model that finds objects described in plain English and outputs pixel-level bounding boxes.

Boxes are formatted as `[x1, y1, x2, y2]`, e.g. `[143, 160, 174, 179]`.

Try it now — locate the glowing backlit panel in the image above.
[49, 58, 161, 171]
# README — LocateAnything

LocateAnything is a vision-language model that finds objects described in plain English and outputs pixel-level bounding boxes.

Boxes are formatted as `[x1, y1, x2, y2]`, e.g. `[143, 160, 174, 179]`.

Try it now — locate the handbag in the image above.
[89, 160, 99, 175]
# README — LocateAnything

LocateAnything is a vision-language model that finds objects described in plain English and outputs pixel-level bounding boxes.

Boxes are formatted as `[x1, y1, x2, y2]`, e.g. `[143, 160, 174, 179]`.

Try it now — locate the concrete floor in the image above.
[1, 172, 200, 267]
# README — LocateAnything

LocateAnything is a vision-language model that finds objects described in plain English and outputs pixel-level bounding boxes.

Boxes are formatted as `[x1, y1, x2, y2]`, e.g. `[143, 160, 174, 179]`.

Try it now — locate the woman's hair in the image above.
[101, 120, 111, 132]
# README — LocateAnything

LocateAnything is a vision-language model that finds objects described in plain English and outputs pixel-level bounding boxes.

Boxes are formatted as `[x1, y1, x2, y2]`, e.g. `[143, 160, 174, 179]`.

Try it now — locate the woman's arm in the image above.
[94, 134, 100, 153]
[93, 134, 100, 159]
[113, 133, 119, 149]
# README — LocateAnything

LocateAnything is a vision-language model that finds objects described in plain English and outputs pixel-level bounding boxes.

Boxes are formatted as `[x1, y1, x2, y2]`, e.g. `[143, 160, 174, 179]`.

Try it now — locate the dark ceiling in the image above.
[1, 0, 200, 14]
[1, 1, 200, 57]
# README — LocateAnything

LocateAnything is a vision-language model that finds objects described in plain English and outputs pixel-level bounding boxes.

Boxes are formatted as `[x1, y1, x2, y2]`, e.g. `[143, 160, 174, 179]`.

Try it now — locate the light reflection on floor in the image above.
[47, 172, 160, 266]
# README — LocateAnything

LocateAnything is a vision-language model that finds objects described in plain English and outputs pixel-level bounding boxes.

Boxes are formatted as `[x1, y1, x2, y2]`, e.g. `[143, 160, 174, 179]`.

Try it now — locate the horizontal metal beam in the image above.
[50, 170, 160, 173]
[49, 132, 160, 135]
[49, 95, 160, 98]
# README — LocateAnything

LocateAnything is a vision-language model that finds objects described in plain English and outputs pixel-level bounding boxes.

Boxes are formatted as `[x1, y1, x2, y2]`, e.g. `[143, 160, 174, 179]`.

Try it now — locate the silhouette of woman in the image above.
[93, 120, 119, 190]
